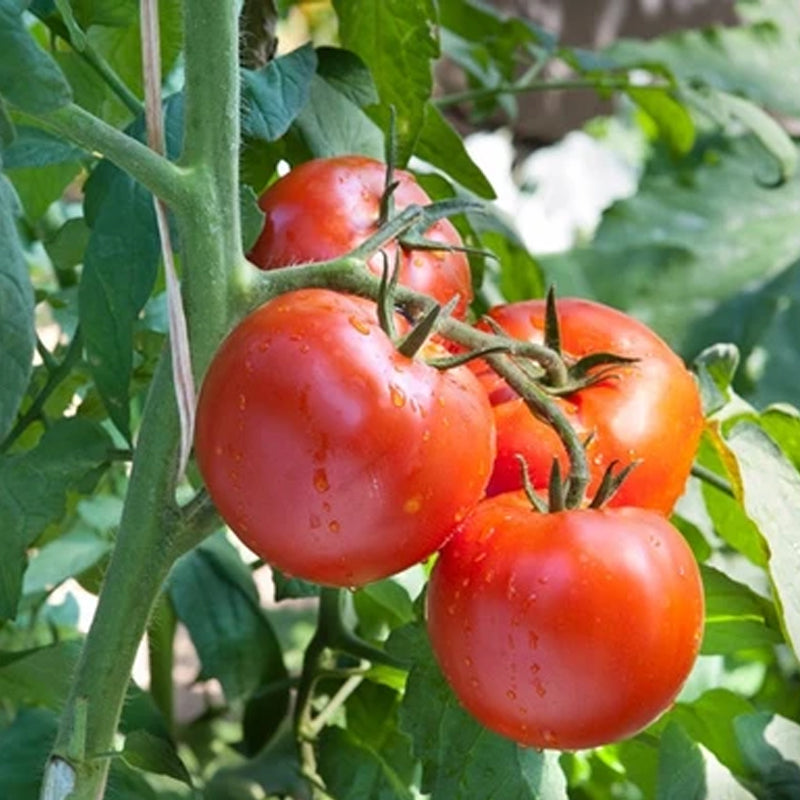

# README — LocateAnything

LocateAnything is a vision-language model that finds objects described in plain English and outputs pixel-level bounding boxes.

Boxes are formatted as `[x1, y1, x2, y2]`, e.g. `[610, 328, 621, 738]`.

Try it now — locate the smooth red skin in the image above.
[247, 155, 473, 319]
[194, 289, 495, 588]
[474, 298, 704, 514]
[427, 493, 704, 750]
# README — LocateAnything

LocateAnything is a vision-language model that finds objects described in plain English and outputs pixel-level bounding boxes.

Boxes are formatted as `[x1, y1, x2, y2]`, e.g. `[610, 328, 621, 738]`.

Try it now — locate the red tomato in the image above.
[474, 298, 703, 513]
[247, 155, 473, 319]
[427, 493, 704, 750]
[194, 288, 495, 587]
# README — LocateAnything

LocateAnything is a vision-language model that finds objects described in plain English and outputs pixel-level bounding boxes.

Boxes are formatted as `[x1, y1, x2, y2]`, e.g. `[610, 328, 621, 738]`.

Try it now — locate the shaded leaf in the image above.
[0, 417, 113, 619]
[79, 94, 183, 438]
[735, 713, 800, 800]
[316, 46, 379, 108]
[725, 421, 800, 661]
[0, 708, 58, 800]
[121, 729, 192, 786]
[0, 639, 82, 709]
[0, 173, 34, 443]
[656, 722, 706, 800]
[168, 533, 288, 702]
[333, 0, 439, 165]
[388, 621, 568, 800]
[272, 568, 320, 601]
[241, 43, 317, 142]
[0, 0, 72, 113]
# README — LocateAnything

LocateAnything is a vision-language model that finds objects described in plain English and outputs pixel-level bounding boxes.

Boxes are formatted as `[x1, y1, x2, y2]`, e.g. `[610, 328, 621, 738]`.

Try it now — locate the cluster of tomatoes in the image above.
[194, 156, 706, 752]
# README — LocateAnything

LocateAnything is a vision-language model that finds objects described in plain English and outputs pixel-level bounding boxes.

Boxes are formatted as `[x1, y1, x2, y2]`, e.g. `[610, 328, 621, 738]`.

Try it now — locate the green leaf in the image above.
[318, 726, 415, 800]
[415, 104, 495, 199]
[1, 125, 84, 169]
[0, 0, 72, 113]
[0, 708, 58, 800]
[388, 622, 568, 800]
[241, 43, 317, 142]
[291, 73, 384, 160]
[725, 421, 800, 661]
[671, 689, 756, 776]
[121, 729, 192, 786]
[0, 639, 82, 709]
[0, 174, 34, 443]
[168, 532, 288, 702]
[22, 524, 112, 595]
[272, 568, 320, 601]
[692, 344, 740, 416]
[735, 713, 800, 799]
[684, 87, 797, 184]
[700, 564, 782, 655]
[79, 94, 183, 438]
[627, 87, 696, 155]
[354, 578, 415, 640]
[759, 405, 800, 473]
[333, 0, 439, 165]
[316, 46, 379, 108]
[541, 137, 800, 359]
[656, 722, 706, 800]
[608, 1, 800, 118]
[0, 417, 113, 619]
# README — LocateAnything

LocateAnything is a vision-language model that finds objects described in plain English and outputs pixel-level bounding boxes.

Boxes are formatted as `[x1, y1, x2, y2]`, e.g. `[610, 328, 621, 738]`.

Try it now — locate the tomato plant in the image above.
[194, 287, 495, 587]
[474, 298, 704, 513]
[248, 155, 475, 319]
[427, 492, 705, 750]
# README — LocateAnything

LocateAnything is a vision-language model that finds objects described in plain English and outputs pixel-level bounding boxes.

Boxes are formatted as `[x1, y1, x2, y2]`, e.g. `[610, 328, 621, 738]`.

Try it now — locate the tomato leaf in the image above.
[724, 421, 800, 661]
[626, 87, 696, 156]
[316, 46, 379, 108]
[0, 640, 82, 709]
[0, 173, 34, 443]
[241, 43, 317, 142]
[168, 533, 288, 704]
[414, 104, 496, 199]
[0, 417, 113, 620]
[387, 621, 568, 800]
[0, 0, 72, 113]
[0, 708, 58, 800]
[332, 0, 439, 165]
[700, 564, 782, 655]
[121, 729, 192, 786]
[734, 713, 800, 798]
[79, 95, 183, 439]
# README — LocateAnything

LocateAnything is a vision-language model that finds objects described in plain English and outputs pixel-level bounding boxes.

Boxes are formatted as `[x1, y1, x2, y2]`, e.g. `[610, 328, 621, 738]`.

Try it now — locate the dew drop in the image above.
[540, 728, 558, 747]
[309, 514, 321, 529]
[348, 314, 371, 335]
[328, 520, 340, 533]
[389, 384, 406, 408]
[506, 689, 517, 701]
[463, 656, 473, 668]
[313, 468, 329, 493]
[534, 680, 546, 698]
[528, 631, 539, 649]
[403, 496, 422, 514]
[422, 429, 432, 442]
[238, 393, 247, 411]
[530, 663, 540, 675]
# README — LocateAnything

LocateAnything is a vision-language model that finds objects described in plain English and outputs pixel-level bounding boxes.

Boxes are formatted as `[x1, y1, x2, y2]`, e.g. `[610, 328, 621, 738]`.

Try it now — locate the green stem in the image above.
[147, 593, 178, 733]
[691, 463, 735, 498]
[22, 104, 188, 211]
[45, 353, 181, 800]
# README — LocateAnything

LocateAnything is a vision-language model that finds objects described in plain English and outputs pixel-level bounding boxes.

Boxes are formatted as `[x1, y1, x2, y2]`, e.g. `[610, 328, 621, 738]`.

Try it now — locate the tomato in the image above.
[194, 288, 495, 587]
[474, 298, 703, 513]
[247, 155, 473, 319]
[427, 493, 704, 750]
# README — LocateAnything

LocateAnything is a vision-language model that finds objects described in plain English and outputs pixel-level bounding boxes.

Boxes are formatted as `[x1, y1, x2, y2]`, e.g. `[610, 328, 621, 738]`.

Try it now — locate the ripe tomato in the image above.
[474, 298, 703, 513]
[194, 288, 495, 587]
[247, 155, 473, 319]
[427, 493, 704, 750]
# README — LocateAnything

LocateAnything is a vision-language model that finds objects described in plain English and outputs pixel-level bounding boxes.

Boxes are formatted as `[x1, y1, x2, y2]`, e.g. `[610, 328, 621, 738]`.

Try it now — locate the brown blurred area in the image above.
[438, 0, 738, 145]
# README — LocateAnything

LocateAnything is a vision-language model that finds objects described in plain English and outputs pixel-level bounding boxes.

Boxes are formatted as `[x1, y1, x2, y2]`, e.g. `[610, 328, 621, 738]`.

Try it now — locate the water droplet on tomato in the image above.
[403, 496, 422, 514]
[534, 680, 546, 698]
[540, 729, 558, 747]
[530, 662, 540, 675]
[528, 631, 539, 649]
[328, 520, 340, 533]
[348, 314, 371, 335]
[538, 576, 549, 585]
[506, 689, 517, 701]
[421, 429, 431, 442]
[313, 468, 329, 493]
[389, 384, 406, 408]
[463, 656, 473, 668]
[309, 514, 321, 529]
[238, 394, 247, 411]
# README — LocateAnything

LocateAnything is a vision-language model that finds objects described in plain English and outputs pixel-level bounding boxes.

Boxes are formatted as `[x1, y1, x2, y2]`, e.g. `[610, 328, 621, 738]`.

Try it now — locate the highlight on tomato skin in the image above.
[247, 155, 474, 319]
[193, 288, 496, 588]
[471, 297, 705, 515]
[426, 492, 705, 751]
